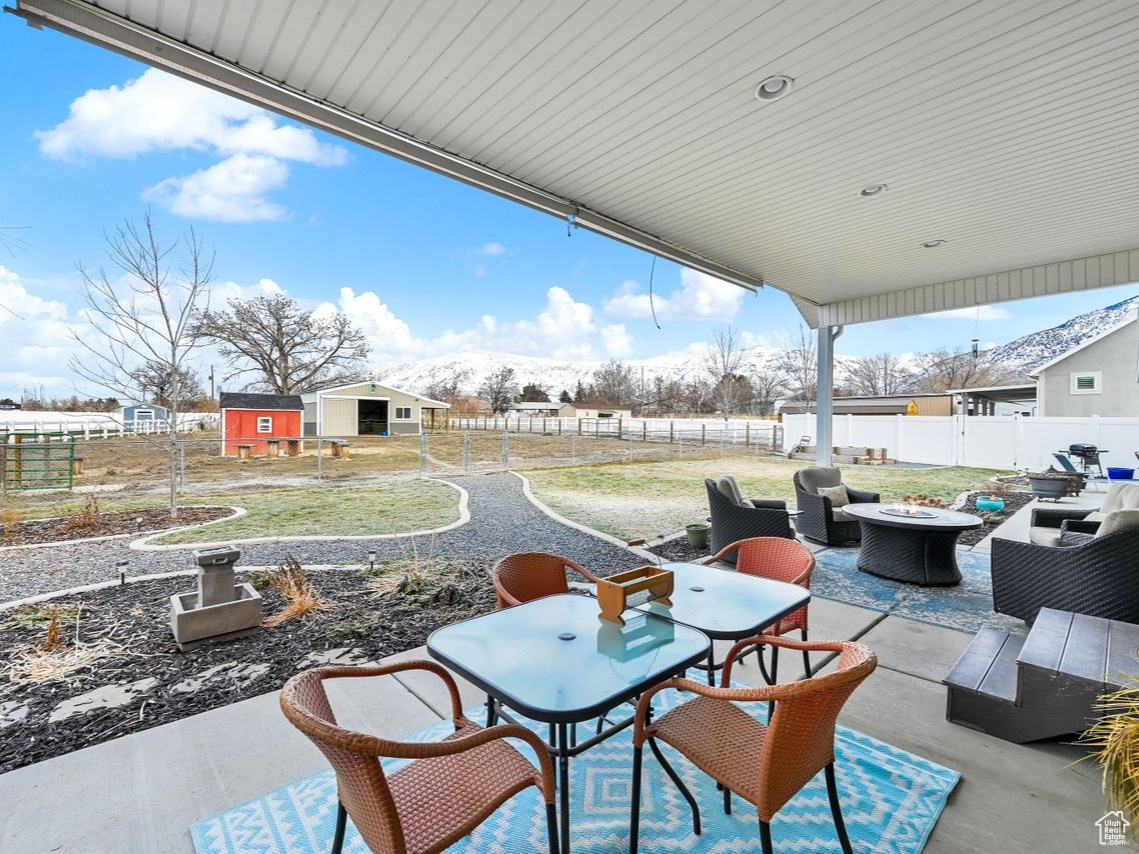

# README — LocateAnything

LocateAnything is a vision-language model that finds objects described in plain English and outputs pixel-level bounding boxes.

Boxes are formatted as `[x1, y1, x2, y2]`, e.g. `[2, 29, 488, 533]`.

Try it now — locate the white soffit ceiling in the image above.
[11, 0, 1139, 327]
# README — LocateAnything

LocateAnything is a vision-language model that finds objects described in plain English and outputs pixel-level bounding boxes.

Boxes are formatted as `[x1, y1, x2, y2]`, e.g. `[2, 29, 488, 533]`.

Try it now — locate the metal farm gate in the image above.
[1, 432, 75, 491]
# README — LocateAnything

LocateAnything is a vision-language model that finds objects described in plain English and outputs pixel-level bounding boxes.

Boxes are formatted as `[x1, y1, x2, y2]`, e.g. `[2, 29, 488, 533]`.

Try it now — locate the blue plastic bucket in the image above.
[1107, 467, 1135, 480]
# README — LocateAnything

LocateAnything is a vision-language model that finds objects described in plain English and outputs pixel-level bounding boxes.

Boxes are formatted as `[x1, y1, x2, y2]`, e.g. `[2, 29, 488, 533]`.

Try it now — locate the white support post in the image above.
[815, 325, 842, 467]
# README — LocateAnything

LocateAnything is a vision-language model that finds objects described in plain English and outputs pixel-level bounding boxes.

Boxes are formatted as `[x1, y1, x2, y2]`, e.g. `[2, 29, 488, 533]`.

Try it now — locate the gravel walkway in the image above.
[0, 473, 646, 606]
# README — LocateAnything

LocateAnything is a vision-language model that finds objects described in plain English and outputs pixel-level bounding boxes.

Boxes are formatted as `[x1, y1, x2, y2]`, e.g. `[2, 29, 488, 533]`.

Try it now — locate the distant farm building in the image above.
[508, 402, 571, 417]
[780, 394, 958, 416]
[219, 393, 303, 456]
[300, 382, 450, 437]
[121, 402, 170, 430]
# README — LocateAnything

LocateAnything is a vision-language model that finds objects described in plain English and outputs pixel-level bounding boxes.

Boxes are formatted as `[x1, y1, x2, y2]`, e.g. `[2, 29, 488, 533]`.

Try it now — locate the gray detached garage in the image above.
[300, 382, 450, 438]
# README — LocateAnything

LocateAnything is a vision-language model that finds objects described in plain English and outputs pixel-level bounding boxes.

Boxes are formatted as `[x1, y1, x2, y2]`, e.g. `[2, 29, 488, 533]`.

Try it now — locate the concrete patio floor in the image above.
[0, 490, 1117, 852]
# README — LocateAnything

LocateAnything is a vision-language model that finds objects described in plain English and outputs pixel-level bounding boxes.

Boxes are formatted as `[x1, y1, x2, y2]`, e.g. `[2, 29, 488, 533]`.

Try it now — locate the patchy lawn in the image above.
[525, 457, 1016, 541]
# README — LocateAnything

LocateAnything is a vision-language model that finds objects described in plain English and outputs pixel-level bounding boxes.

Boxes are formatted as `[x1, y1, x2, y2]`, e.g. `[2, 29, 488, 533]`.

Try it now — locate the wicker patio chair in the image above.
[491, 551, 601, 608]
[793, 467, 879, 545]
[991, 512, 1139, 623]
[705, 478, 794, 564]
[703, 537, 816, 679]
[280, 662, 559, 854]
[628, 636, 877, 854]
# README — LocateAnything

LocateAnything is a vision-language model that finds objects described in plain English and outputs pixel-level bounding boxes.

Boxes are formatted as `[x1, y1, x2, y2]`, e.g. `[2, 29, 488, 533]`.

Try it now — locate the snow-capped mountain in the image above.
[379, 293, 1139, 398]
[988, 295, 1139, 375]
[379, 346, 778, 398]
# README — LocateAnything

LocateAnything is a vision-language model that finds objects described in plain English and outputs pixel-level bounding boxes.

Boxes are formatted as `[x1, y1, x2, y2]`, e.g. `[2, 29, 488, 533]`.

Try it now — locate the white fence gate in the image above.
[783, 413, 1139, 473]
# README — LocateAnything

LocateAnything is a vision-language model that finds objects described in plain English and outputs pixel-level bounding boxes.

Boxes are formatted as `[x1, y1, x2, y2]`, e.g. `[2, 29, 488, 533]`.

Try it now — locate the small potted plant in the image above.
[685, 521, 711, 548]
[976, 481, 1008, 513]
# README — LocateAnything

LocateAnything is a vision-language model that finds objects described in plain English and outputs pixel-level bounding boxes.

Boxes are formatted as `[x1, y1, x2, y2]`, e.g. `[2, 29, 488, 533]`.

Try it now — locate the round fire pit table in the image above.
[841, 503, 983, 586]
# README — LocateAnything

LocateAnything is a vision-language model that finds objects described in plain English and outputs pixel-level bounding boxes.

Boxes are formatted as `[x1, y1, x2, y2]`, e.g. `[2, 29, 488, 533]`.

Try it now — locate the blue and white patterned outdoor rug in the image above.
[811, 546, 1025, 634]
[191, 681, 959, 853]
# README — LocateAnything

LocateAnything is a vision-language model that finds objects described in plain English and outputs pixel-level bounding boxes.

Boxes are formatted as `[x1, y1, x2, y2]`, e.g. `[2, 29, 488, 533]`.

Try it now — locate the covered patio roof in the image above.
[9, 0, 1139, 328]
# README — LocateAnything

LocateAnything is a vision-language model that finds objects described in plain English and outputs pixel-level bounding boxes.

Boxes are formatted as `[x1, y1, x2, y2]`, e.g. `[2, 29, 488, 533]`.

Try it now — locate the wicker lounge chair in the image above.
[793, 467, 879, 545]
[628, 636, 877, 854]
[280, 661, 559, 854]
[992, 510, 1139, 623]
[491, 551, 601, 608]
[1027, 481, 1139, 547]
[703, 537, 816, 679]
[705, 478, 794, 563]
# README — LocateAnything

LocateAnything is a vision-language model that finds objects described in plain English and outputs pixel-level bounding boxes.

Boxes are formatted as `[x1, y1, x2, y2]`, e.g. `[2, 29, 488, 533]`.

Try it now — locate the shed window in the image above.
[1070, 372, 1101, 395]
[257, 416, 273, 433]
[394, 406, 412, 419]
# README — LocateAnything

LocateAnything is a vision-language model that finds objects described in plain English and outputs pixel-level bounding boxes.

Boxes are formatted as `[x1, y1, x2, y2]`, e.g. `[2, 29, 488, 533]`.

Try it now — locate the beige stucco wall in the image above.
[1038, 323, 1139, 416]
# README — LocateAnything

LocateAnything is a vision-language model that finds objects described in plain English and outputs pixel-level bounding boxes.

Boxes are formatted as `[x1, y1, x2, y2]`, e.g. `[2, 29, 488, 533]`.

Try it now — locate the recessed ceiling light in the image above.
[921, 239, 947, 248]
[754, 75, 794, 102]
[858, 183, 888, 197]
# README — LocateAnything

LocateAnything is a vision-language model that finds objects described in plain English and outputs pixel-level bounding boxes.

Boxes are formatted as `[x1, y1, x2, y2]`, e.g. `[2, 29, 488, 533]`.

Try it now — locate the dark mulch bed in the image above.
[0, 507, 235, 547]
[0, 560, 495, 774]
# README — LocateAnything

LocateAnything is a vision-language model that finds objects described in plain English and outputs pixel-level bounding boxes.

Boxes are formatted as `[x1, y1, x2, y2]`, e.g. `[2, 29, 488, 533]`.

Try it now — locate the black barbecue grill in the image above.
[1065, 443, 1106, 476]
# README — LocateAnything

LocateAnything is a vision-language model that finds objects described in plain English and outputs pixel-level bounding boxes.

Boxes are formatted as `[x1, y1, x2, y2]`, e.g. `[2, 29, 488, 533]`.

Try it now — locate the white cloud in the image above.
[600, 323, 634, 357]
[36, 68, 347, 222]
[0, 266, 91, 396]
[37, 69, 345, 165]
[143, 154, 290, 222]
[922, 305, 1011, 321]
[604, 268, 745, 320]
[475, 242, 506, 257]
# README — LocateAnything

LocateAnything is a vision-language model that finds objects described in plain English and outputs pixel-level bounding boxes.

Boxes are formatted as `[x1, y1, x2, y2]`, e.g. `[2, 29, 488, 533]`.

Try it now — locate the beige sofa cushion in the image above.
[1095, 509, 1139, 537]
[1100, 483, 1139, 514]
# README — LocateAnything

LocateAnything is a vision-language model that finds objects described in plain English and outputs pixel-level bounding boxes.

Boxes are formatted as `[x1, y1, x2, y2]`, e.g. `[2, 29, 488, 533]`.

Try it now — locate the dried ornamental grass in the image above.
[67, 495, 101, 530]
[4, 607, 146, 687]
[1081, 678, 1139, 838]
[263, 555, 327, 627]
[0, 507, 20, 540]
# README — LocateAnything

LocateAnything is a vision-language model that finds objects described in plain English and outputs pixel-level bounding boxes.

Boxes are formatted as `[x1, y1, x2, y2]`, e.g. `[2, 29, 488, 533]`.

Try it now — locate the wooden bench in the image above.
[944, 608, 1139, 743]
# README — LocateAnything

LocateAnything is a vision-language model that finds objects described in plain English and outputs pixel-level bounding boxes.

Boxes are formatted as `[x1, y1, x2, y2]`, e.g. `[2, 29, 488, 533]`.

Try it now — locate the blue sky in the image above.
[2, 21, 1136, 400]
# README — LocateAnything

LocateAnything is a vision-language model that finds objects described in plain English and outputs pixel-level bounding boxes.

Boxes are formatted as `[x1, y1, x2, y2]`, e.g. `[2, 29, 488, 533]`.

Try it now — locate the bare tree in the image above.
[910, 347, 1018, 393]
[69, 211, 213, 518]
[422, 367, 471, 402]
[478, 366, 519, 414]
[705, 325, 746, 420]
[588, 359, 637, 406]
[842, 352, 914, 396]
[195, 294, 371, 394]
[129, 361, 208, 410]
[750, 364, 782, 415]
[773, 325, 819, 412]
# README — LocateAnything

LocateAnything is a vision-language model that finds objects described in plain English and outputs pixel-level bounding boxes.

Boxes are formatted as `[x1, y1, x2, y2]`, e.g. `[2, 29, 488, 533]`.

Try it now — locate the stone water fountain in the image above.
[170, 547, 262, 651]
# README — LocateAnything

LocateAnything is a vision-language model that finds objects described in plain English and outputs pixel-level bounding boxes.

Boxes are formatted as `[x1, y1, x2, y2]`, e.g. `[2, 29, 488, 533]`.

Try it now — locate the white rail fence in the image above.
[449, 416, 783, 449]
[0, 411, 220, 440]
[783, 413, 1139, 473]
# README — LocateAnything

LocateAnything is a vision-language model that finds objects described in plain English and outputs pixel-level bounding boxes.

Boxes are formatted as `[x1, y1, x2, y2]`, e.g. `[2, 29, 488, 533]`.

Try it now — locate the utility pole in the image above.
[209, 365, 215, 400]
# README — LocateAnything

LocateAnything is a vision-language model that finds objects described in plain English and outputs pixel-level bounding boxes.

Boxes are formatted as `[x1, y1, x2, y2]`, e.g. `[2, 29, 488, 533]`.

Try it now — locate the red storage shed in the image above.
[219, 393, 304, 457]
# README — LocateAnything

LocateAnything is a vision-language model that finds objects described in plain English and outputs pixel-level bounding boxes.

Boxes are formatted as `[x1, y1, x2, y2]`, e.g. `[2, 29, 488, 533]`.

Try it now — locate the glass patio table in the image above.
[634, 561, 812, 683]
[426, 593, 710, 853]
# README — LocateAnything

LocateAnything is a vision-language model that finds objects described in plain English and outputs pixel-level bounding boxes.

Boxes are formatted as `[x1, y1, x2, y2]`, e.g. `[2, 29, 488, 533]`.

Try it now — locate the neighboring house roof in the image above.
[299, 381, 450, 408]
[1028, 319, 1138, 377]
[510, 402, 560, 410]
[220, 393, 304, 411]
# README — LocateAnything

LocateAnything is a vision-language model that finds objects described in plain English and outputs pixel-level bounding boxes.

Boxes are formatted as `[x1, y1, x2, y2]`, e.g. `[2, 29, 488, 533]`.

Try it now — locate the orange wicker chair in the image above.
[629, 636, 877, 854]
[491, 551, 601, 608]
[703, 537, 816, 680]
[280, 661, 560, 854]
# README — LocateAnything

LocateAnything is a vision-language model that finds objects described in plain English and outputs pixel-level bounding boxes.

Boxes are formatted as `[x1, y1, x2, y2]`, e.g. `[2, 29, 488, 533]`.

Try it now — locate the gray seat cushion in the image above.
[1029, 527, 1063, 547]
[796, 466, 843, 494]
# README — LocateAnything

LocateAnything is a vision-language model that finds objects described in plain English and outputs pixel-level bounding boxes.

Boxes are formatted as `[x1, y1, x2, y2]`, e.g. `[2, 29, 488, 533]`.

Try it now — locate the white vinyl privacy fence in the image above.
[783, 413, 1139, 473]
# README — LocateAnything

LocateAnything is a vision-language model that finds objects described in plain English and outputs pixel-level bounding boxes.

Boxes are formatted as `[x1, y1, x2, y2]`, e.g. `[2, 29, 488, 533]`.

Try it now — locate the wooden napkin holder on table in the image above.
[597, 566, 674, 626]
